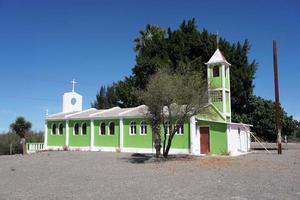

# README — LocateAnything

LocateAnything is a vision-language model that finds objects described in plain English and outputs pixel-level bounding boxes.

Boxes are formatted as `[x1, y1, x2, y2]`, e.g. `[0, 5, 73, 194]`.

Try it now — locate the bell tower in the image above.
[206, 49, 231, 122]
[62, 79, 82, 113]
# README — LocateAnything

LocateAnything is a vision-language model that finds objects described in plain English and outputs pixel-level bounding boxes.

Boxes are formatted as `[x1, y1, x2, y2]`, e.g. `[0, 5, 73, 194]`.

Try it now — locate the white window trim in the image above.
[175, 121, 184, 135]
[164, 121, 171, 136]
[140, 121, 147, 135]
[51, 123, 57, 135]
[129, 121, 137, 135]
[108, 121, 115, 136]
[81, 122, 87, 136]
[73, 123, 80, 136]
[99, 122, 106, 136]
[58, 123, 64, 135]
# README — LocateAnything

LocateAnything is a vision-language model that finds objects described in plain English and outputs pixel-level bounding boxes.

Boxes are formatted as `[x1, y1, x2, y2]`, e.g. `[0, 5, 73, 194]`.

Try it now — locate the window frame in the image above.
[213, 65, 220, 77]
[99, 122, 106, 135]
[108, 121, 115, 135]
[74, 123, 79, 136]
[140, 121, 147, 135]
[51, 123, 57, 135]
[58, 123, 63, 135]
[129, 121, 137, 135]
[175, 121, 184, 135]
[164, 121, 171, 135]
[81, 122, 87, 136]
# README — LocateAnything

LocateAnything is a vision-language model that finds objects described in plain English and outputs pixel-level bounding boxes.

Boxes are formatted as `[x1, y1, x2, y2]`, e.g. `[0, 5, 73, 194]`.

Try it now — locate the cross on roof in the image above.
[216, 31, 219, 49]
[71, 79, 77, 93]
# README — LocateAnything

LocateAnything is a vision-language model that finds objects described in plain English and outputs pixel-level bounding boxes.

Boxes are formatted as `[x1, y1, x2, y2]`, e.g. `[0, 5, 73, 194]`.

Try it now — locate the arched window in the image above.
[58, 123, 63, 135]
[52, 124, 57, 135]
[140, 121, 147, 135]
[213, 65, 219, 77]
[74, 123, 79, 135]
[175, 121, 184, 135]
[130, 121, 137, 135]
[82, 122, 87, 135]
[109, 122, 115, 135]
[100, 122, 105, 135]
[164, 121, 171, 135]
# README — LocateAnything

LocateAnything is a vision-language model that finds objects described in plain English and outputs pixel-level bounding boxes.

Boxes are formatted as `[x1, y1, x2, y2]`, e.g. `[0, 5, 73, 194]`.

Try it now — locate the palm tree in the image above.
[10, 116, 32, 154]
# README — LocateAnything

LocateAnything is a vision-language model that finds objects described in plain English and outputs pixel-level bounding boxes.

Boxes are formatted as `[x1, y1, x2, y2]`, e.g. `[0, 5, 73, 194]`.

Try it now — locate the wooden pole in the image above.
[273, 40, 282, 154]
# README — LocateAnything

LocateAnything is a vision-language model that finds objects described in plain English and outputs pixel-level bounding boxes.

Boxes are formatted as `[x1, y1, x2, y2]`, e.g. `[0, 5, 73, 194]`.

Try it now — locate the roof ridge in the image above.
[65, 108, 96, 118]
[89, 106, 120, 117]
[119, 105, 146, 116]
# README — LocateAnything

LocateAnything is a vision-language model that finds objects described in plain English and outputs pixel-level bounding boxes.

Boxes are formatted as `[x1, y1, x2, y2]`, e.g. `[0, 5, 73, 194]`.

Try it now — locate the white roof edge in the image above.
[228, 122, 253, 127]
[65, 108, 96, 118]
[205, 48, 231, 66]
[89, 106, 120, 117]
[119, 105, 147, 116]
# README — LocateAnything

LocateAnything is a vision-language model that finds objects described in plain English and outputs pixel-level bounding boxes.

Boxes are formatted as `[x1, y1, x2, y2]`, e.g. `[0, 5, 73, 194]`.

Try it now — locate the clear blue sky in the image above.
[0, 0, 299, 132]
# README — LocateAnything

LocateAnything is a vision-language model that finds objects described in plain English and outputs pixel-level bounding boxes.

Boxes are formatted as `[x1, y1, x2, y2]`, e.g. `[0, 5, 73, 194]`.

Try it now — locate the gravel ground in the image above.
[0, 145, 300, 200]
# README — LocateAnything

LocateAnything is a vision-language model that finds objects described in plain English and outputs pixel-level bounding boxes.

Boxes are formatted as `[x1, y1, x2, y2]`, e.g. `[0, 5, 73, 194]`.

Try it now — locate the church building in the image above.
[44, 48, 252, 156]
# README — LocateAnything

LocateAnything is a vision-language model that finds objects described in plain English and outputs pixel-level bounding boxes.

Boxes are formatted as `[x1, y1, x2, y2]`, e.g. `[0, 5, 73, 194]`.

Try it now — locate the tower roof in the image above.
[206, 48, 231, 66]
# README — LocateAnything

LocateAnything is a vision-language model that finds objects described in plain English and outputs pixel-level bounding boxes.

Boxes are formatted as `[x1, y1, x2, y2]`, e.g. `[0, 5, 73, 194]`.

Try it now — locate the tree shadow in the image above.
[121, 153, 195, 164]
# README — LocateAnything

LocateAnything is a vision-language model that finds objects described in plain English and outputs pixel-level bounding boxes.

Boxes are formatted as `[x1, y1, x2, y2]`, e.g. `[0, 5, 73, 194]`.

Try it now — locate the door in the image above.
[200, 127, 210, 154]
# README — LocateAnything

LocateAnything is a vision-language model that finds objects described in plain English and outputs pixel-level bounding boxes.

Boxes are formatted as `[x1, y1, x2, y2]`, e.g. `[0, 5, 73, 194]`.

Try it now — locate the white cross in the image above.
[71, 79, 77, 93]
[216, 31, 219, 49]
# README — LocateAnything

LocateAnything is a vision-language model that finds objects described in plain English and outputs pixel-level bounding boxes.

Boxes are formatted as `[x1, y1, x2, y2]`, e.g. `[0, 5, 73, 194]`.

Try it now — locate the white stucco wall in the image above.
[227, 123, 251, 156]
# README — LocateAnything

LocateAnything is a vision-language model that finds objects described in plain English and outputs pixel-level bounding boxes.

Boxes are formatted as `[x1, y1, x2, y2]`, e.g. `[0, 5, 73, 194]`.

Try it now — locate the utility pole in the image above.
[273, 40, 282, 154]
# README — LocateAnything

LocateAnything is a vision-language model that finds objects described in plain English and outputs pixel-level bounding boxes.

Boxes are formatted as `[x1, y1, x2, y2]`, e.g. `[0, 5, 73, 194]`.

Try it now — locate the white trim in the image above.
[174, 120, 184, 135]
[207, 66, 211, 103]
[81, 122, 87, 136]
[108, 121, 115, 135]
[73, 122, 80, 136]
[99, 121, 106, 135]
[119, 118, 124, 149]
[190, 116, 199, 155]
[129, 120, 137, 135]
[140, 121, 147, 135]
[66, 120, 69, 146]
[91, 120, 94, 149]
[58, 123, 64, 135]
[209, 88, 230, 92]
[222, 64, 226, 114]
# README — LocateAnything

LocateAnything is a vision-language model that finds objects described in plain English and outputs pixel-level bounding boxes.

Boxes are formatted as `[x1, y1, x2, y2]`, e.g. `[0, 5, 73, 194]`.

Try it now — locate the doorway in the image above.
[200, 127, 210, 154]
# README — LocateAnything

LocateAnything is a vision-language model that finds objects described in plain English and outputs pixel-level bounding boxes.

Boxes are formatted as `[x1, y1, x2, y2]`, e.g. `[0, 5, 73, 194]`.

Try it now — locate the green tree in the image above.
[139, 70, 208, 158]
[10, 116, 32, 154]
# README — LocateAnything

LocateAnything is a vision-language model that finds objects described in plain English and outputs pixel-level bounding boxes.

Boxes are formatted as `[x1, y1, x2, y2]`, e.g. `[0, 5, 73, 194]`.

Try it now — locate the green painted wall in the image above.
[225, 67, 230, 90]
[94, 119, 119, 147]
[123, 118, 152, 148]
[47, 121, 66, 146]
[198, 121, 228, 155]
[213, 101, 223, 113]
[159, 121, 190, 149]
[209, 65, 222, 89]
[69, 120, 91, 147]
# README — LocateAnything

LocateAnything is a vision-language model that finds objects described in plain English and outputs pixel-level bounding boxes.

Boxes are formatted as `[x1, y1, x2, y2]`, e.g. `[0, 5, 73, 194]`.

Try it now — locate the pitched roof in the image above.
[206, 48, 231, 66]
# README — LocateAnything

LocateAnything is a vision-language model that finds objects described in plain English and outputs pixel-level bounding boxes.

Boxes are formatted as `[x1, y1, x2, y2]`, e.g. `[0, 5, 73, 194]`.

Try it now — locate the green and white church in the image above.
[43, 48, 252, 156]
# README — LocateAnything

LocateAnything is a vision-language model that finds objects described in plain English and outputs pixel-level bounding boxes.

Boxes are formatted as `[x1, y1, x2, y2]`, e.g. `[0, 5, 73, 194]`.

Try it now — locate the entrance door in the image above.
[200, 127, 210, 154]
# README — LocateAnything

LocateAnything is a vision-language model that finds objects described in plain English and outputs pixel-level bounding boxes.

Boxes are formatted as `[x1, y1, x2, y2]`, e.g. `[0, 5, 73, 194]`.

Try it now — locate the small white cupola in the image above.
[62, 79, 83, 113]
[206, 48, 231, 66]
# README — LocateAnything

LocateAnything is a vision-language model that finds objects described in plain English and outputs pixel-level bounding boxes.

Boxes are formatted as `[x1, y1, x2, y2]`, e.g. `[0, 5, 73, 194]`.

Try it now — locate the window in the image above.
[210, 90, 222, 102]
[130, 121, 137, 135]
[109, 122, 115, 135]
[213, 66, 219, 77]
[100, 122, 105, 135]
[164, 121, 171, 135]
[140, 121, 147, 135]
[175, 121, 184, 135]
[52, 124, 57, 135]
[74, 123, 79, 135]
[82, 122, 87, 135]
[58, 123, 63, 135]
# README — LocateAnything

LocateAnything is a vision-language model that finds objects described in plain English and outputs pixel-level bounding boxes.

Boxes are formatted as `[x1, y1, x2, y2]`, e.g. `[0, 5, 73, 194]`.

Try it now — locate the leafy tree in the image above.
[139, 70, 208, 158]
[9, 116, 32, 154]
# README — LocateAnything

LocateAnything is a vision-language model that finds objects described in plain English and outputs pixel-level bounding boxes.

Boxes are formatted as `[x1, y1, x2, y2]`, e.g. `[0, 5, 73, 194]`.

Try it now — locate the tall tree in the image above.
[10, 116, 32, 154]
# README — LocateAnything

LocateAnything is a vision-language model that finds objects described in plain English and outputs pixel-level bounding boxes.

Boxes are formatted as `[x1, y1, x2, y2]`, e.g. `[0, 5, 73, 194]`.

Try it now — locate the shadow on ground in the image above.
[121, 153, 195, 164]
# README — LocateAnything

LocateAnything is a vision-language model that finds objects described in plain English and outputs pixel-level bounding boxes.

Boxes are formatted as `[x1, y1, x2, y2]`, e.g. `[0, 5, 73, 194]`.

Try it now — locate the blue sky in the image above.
[0, 0, 299, 132]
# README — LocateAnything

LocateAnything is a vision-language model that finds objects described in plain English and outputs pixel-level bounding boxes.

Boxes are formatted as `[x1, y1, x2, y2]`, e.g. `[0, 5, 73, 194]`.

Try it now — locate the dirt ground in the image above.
[0, 145, 299, 200]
